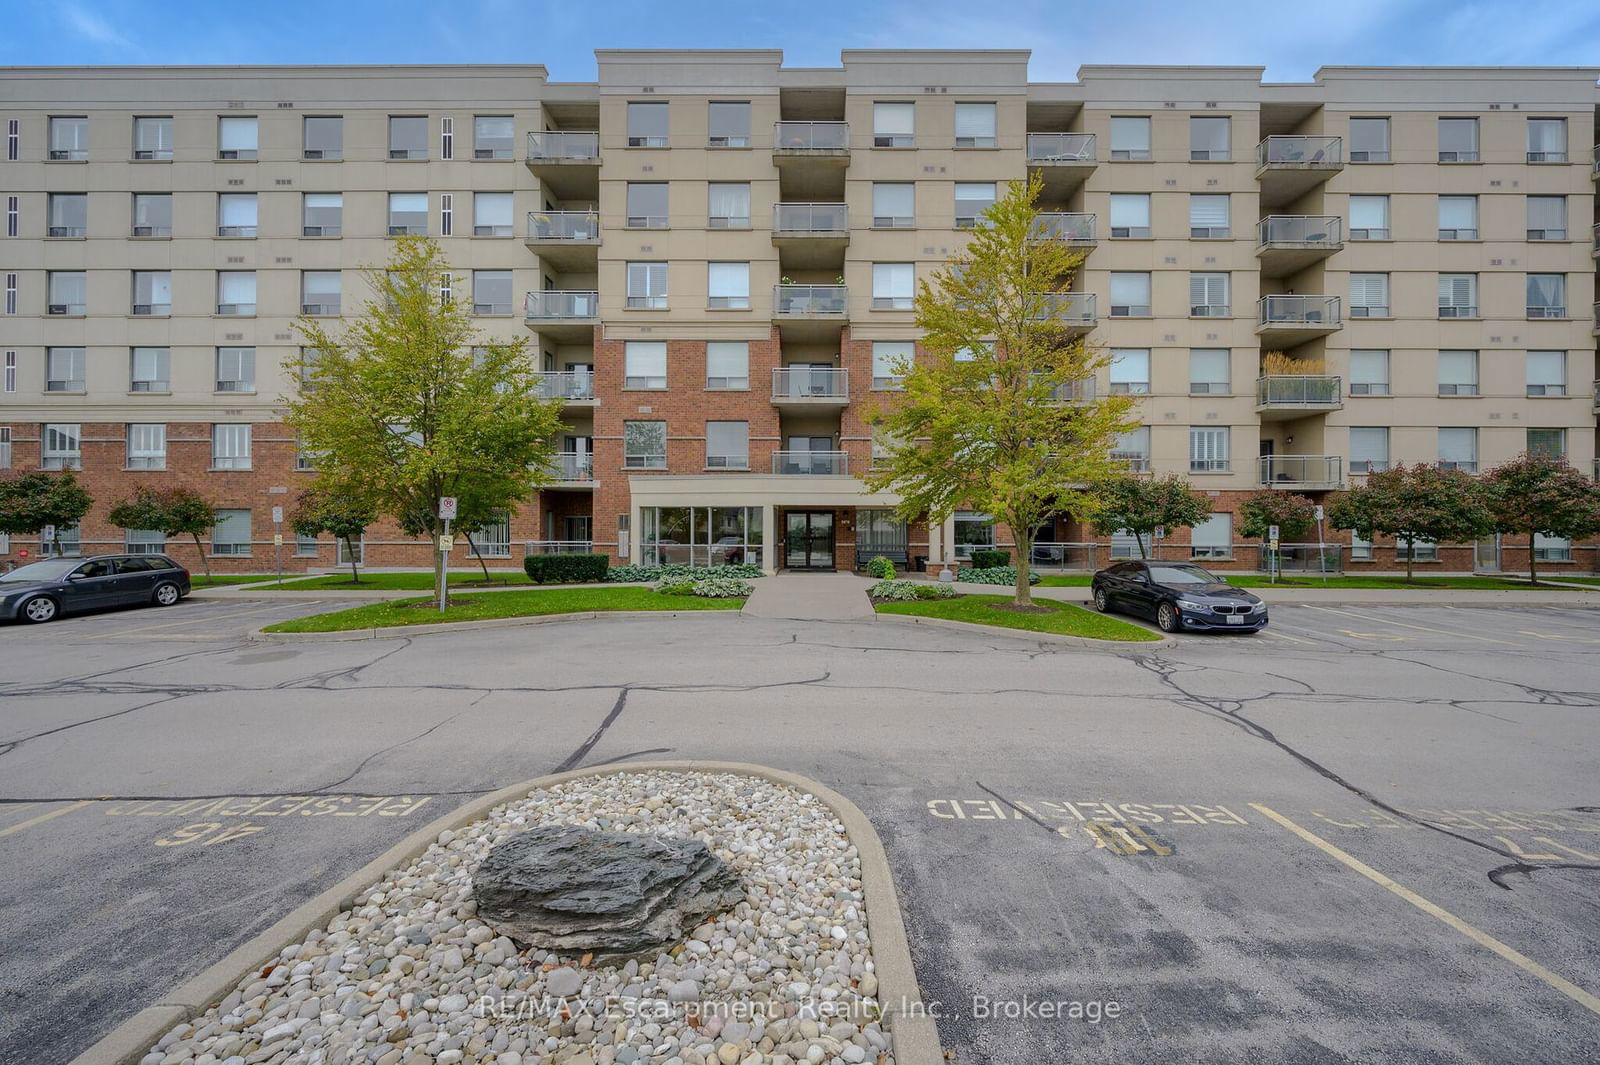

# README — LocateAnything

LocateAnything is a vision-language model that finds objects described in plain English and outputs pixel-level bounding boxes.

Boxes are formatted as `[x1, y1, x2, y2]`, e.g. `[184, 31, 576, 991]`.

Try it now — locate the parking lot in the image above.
[3, 598, 1599, 1063]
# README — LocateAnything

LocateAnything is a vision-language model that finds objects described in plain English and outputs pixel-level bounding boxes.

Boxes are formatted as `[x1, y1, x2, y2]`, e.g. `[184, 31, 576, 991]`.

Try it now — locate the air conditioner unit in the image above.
[303, 149, 325, 159]
[1191, 305, 1229, 318]
[133, 225, 155, 236]
[134, 150, 157, 160]
[133, 304, 153, 315]
[1439, 306, 1473, 318]
[48, 304, 69, 314]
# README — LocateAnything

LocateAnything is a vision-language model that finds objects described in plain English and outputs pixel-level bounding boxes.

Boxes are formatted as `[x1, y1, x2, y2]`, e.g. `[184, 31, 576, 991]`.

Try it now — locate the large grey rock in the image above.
[472, 825, 744, 955]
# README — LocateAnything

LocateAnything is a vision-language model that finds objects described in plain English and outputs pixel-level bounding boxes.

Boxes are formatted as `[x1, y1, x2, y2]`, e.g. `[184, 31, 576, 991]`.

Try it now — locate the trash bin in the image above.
[913, 555, 927, 573]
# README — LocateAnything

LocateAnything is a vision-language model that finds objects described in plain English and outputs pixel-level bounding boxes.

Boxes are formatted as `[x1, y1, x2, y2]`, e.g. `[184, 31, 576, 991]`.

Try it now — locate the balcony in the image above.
[1593, 222, 1599, 257]
[524, 290, 599, 340]
[1256, 216, 1343, 276]
[1255, 136, 1344, 208]
[1030, 292, 1097, 335]
[535, 370, 595, 405]
[525, 131, 599, 197]
[525, 210, 599, 269]
[1111, 451, 1151, 474]
[547, 452, 595, 486]
[1036, 375, 1097, 403]
[773, 450, 849, 476]
[771, 366, 848, 407]
[1026, 133, 1096, 194]
[1031, 212, 1096, 246]
[525, 539, 593, 556]
[1260, 454, 1343, 490]
[1594, 302, 1600, 336]
[1256, 295, 1342, 345]
[773, 121, 849, 158]
[1255, 375, 1343, 420]
[773, 203, 849, 268]
[773, 284, 847, 339]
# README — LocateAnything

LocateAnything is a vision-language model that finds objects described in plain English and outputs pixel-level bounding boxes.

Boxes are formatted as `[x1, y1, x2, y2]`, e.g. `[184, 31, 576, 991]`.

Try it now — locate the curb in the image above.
[873, 610, 1175, 649]
[71, 761, 941, 1065]
[249, 608, 746, 642]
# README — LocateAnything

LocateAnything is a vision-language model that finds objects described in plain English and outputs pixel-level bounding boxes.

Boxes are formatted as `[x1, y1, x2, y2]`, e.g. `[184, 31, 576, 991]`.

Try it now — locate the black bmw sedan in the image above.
[0, 554, 191, 623]
[1091, 560, 1267, 634]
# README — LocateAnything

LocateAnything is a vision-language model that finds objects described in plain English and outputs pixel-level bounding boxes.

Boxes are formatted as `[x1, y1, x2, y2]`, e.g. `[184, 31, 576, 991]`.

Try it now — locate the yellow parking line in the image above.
[1305, 605, 1515, 645]
[0, 799, 95, 839]
[1251, 803, 1600, 1017]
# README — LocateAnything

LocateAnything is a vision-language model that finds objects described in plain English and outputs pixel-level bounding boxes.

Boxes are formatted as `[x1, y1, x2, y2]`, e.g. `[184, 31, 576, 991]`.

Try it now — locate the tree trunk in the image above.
[190, 532, 213, 580]
[1527, 534, 1539, 586]
[1404, 536, 1415, 582]
[1014, 530, 1033, 606]
[463, 531, 492, 581]
[345, 536, 361, 583]
[1136, 532, 1147, 559]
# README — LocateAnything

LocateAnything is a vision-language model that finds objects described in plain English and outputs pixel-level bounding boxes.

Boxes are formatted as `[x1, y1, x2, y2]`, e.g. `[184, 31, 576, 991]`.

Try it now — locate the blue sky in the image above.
[5, 0, 1600, 81]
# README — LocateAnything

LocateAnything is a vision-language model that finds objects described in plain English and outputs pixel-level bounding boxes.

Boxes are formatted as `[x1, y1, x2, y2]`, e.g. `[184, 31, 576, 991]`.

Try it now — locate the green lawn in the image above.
[875, 594, 1160, 642]
[190, 574, 292, 587]
[1542, 576, 1600, 586]
[1036, 575, 1093, 587]
[262, 586, 744, 633]
[257, 571, 534, 591]
[1039, 573, 1577, 591]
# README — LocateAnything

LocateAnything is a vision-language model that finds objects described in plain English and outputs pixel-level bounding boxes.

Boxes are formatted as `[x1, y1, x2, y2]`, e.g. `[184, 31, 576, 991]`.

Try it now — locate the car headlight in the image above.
[1252, 602, 1267, 612]
[1176, 599, 1208, 612]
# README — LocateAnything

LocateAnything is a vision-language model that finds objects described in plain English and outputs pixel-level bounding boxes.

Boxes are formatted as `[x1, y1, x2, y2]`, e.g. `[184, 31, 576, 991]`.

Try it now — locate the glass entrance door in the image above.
[785, 511, 835, 570]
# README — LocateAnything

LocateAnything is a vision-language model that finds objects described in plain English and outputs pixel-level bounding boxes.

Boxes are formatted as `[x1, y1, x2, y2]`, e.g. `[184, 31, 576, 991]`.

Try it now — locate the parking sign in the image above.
[439, 497, 458, 520]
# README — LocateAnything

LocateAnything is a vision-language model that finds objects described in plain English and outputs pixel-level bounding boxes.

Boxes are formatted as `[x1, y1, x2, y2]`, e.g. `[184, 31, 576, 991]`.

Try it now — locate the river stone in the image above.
[473, 825, 744, 955]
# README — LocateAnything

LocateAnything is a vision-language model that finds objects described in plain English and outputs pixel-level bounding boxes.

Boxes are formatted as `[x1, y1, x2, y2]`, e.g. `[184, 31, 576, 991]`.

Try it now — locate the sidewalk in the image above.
[742, 572, 876, 621]
[191, 580, 649, 601]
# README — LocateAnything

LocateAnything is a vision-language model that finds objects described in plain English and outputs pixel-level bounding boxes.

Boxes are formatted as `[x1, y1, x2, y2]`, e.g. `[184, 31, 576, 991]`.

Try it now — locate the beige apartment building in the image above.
[1, 52, 1597, 575]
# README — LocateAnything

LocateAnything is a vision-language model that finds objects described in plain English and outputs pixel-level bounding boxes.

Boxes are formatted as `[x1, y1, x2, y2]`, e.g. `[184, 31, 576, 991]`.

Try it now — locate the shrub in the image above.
[865, 555, 897, 579]
[869, 579, 957, 601]
[653, 578, 697, 596]
[523, 552, 609, 584]
[968, 548, 1011, 569]
[956, 565, 1040, 586]
[690, 577, 754, 598]
[606, 563, 763, 583]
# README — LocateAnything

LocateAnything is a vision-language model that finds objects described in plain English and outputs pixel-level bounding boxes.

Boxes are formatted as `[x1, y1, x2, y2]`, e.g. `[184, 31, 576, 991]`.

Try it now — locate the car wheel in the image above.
[1093, 587, 1111, 613]
[152, 582, 181, 607]
[20, 595, 58, 624]
[1156, 602, 1180, 633]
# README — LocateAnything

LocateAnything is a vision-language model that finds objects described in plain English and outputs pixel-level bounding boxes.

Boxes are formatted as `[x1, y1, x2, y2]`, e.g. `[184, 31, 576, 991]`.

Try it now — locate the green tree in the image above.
[290, 484, 376, 584]
[1087, 475, 1212, 559]
[107, 485, 218, 579]
[865, 175, 1137, 605]
[1237, 490, 1317, 570]
[1327, 464, 1491, 581]
[0, 471, 92, 559]
[287, 237, 562, 606]
[1481, 454, 1600, 585]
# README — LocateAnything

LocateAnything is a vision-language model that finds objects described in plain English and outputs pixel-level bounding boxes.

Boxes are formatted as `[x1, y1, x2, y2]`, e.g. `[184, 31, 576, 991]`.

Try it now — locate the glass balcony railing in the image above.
[1256, 135, 1343, 167]
[1258, 215, 1343, 246]
[1259, 455, 1342, 488]
[772, 366, 848, 400]
[1256, 375, 1342, 409]
[773, 202, 849, 234]
[547, 453, 594, 482]
[773, 284, 847, 317]
[527, 210, 599, 242]
[1030, 292, 1097, 323]
[1033, 375, 1096, 403]
[773, 122, 849, 152]
[1258, 295, 1341, 328]
[535, 370, 594, 401]
[526, 131, 599, 161]
[525, 290, 599, 320]
[773, 450, 848, 475]
[1026, 133, 1096, 163]
[1031, 213, 1096, 242]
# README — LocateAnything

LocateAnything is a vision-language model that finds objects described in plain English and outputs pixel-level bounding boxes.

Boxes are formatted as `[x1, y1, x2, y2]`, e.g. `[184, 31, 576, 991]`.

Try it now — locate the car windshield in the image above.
[0, 558, 83, 582]
[1149, 565, 1223, 585]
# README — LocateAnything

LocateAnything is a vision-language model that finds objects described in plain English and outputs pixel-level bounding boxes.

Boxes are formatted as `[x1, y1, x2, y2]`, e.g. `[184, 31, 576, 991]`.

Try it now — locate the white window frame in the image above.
[1190, 514, 1232, 560]
[301, 271, 341, 316]
[1437, 427, 1477, 472]
[872, 183, 915, 228]
[704, 421, 749, 469]
[440, 116, 454, 160]
[388, 115, 428, 160]
[1526, 273, 1566, 318]
[1109, 117, 1151, 160]
[217, 192, 257, 237]
[707, 101, 751, 148]
[42, 423, 82, 470]
[1109, 272, 1151, 317]
[471, 270, 513, 315]
[1438, 350, 1478, 396]
[1188, 349, 1230, 395]
[625, 183, 669, 228]
[871, 263, 914, 310]
[46, 346, 85, 392]
[1189, 273, 1229, 318]
[1526, 117, 1567, 163]
[707, 183, 750, 228]
[1348, 117, 1390, 162]
[131, 347, 170, 392]
[626, 262, 668, 309]
[211, 424, 253, 470]
[1438, 274, 1477, 318]
[1526, 196, 1566, 241]
[211, 509, 252, 557]
[1188, 194, 1229, 238]
[705, 341, 749, 389]
[624, 341, 668, 389]
[217, 115, 257, 159]
[132, 270, 172, 315]
[1348, 350, 1390, 396]
[216, 271, 256, 315]
[954, 183, 996, 228]
[5, 195, 16, 238]
[1350, 273, 1390, 317]
[215, 346, 256, 393]
[623, 420, 667, 468]
[707, 262, 750, 309]
[472, 115, 513, 160]
[387, 192, 428, 236]
[1189, 427, 1230, 473]
[953, 103, 997, 148]
[1189, 116, 1231, 160]
[873, 102, 915, 148]
[1109, 349, 1150, 394]
[1525, 351, 1566, 397]
[1349, 427, 1390, 473]
[626, 102, 669, 148]
[1437, 195, 1478, 240]
[1108, 194, 1151, 238]
[440, 192, 452, 236]
[873, 341, 913, 390]
[125, 528, 167, 554]
[3, 351, 14, 394]
[473, 191, 514, 237]
[1438, 117, 1479, 162]
[1349, 195, 1389, 240]
[127, 423, 167, 470]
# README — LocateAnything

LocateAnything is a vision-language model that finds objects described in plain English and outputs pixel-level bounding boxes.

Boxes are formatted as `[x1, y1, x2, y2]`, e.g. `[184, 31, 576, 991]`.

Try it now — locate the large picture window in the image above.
[641, 506, 764, 567]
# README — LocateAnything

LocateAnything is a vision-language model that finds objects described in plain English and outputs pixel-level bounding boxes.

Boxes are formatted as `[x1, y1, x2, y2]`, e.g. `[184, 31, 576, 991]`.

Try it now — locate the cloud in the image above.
[61, 4, 137, 53]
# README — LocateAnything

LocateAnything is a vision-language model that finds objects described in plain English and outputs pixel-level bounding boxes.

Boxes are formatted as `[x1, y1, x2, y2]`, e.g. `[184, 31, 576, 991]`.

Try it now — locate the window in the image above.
[954, 183, 996, 227]
[5, 195, 15, 237]
[708, 183, 750, 228]
[872, 341, 913, 389]
[641, 507, 764, 567]
[47, 193, 86, 237]
[124, 529, 166, 554]
[627, 102, 669, 147]
[1397, 539, 1437, 562]
[707, 262, 750, 309]
[1348, 117, 1390, 162]
[1191, 514, 1232, 559]
[132, 116, 172, 160]
[1189, 195, 1229, 238]
[387, 192, 427, 235]
[1108, 193, 1151, 237]
[294, 531, 320, 556]
[624, 421, 667, 468]
[217, 116, 257, 159]
[1349, 195, 1389, 240]
[871, 263, 914, 310]
[1350, 273, 1390, 317]
[130, 347, 170, 392]
[49, 116, 88, 160]
[1349, 427, 1389, 473]
[46, 347, 85, 392]
[708, 102, 750, 147]
[132, 270, 171, 315]
[1438, 427, 1477, 472]
[303, 115, 342, 159]
[302, 271, 341, 315]
[1438, 274, 1477, 318]
[1113, 427, 1151, 471]
[132, 192, 172, 237]
[873, 102, 915, 148]
[472, 270, 512, 315]
[126, 423, 166, 470]
[212, 424, 252, 470]
[1534, 533, 1572, 562]
[1189, 116, 1230, 160]
[1348, 530, 1373, 561]
[1109, 272, 1151, 317]
[625, 183, 668, 228]
[216, 347, 256, 393]
[1526, 117, 1567, 162]
[389, 116, 428, 159]
[4, 273, 13, 315]
[217, 193, 257, 237]
[953, 103, 997, 148]
[1527, 428, 1566, 460]
[473, 192, 513, 237]
[1438, 117, 1478, 162]
[47, 271, 86, 314]
[1110, 349, 1150, 394]
[705, 421, 749, 469]
[1438, 350, 1478, 396]
[1348, 350, 1390, 395]
[1189, 273, 1229, 317]
[1526, 274, 1566, 318]
[1526, 196, 1566, 240]
[1189, 427, 1229, 472]
[216, 272, 256, 315]
[706, 341, 749, 389]
[872, 183, 914, 228]
[440, 116, 453, 160]
[624, 341, 667, 389]
[1109, 117, 1151, 160]
[3, 351, 13, 393]
[1189, 349, 1229, 395]
[303, 192, 342, 236]
[42, 424, 81, 470]
[41, 525, 81, 557]
[870, 428, 902, 470]
[473, 115, 514, 159]
[440, 192, 452, 236]
[211, 509, 251, 555]
[953, 512, 995, 559]
[8, 118, 19, 161]
[1437, 196, 1477, 240]
[1526, 351, 1565, 396]
[626, 262, 668, 309]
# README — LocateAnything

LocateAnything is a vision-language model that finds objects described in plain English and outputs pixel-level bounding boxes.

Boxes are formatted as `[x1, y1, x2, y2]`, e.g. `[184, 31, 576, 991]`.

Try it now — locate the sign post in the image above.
[1313, 505, 1328, 583]
[437, 497, 457, 613]
[40, 525, 56, 557]
[1268, 524, 1281, 583]
[271, 506, 284, 584]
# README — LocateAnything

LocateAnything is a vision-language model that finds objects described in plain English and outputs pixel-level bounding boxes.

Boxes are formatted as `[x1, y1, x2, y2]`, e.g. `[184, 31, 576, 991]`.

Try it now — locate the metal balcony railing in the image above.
[548, 453, 594, 482]
[527, 210, 599, 241]
[772, 367, 848, 400]
[1260, 455, 1343, 487]
[536, 370, 594, 401]
[773, 450, 848, 475]
[1259, 295, 1341, 327]
[773, 122, 849, 152]
[527, 131, 599, 161]
[1258, 215, 1343, 245]
[1030, 542, 1097, 571]
[525, 290, 599, 319]
[1111, 451, 1151, 472]
[773, 202, 848, 234]
[524, 540, 593, 556]
[773, 284, 847, 317]
[1256, 375, 1342, 408]
[1256, 135, 1343, 167]
[1031, 213, 1096, 242]
[1033, 375, 1096, 403]
[1026, 133, 1096, 163]
[1030, 291, 1097, 323]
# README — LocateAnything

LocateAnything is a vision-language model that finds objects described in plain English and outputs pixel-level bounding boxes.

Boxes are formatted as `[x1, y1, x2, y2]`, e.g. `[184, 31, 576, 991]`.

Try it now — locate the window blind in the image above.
[1189, 195, 1229, 227]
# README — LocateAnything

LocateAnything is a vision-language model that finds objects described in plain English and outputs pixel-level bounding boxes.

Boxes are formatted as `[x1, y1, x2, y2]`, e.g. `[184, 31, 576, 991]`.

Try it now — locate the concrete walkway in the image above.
[741, 571, 877, 621]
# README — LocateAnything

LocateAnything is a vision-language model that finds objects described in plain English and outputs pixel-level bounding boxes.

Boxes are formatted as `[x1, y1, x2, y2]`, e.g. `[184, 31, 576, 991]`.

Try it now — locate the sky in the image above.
[4, 0, 1600, 82]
